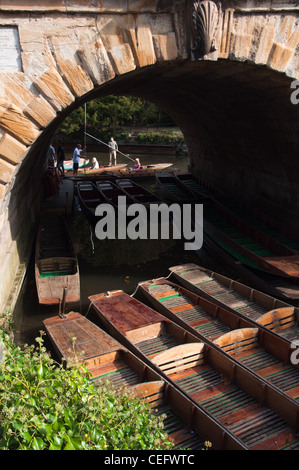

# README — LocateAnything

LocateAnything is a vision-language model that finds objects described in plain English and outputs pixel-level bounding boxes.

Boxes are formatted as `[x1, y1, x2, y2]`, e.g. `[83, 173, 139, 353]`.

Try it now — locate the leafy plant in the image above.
[0, 330, 173, 450]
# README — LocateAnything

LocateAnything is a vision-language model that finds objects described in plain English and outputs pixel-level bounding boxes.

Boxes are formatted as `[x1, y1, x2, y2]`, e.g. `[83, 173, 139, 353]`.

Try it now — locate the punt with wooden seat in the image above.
[167, 263, 299, 343]
[35, 214, 80, 306]
[136, 278, 299, 401]
[42, 312, 245, 450]
[88, 291, 299, 450]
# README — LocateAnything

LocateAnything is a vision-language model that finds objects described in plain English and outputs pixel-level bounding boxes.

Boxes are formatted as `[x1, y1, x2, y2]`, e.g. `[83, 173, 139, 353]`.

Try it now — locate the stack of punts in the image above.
[76, 181, 106, 223]
[42, 312, 245, 450]
[115, 179, 162, 207]
[96, 180, 134, 209]
[136, 275, 299, 400]
[89, 290, 299, 450]
[155, 172, 198, 203]
[35, 215, 80, 306]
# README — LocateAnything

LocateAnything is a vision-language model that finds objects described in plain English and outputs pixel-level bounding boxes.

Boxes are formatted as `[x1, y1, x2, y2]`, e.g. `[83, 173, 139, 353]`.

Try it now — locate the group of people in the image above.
[48, 140, 66, 175]
[48, 136, 142, 176]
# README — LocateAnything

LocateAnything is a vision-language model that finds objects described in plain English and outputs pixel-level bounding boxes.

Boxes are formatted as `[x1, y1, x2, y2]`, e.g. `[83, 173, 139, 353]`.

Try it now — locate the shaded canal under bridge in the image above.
[0, 0, 299, 312]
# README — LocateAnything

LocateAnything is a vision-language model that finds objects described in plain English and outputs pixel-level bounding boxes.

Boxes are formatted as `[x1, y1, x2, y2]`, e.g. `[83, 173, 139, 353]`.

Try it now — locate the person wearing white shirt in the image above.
[73, 144, 85, 175]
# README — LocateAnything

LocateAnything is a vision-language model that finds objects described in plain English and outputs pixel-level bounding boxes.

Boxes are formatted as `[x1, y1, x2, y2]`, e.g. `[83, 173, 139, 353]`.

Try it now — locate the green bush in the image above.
[0, 330, 173, 450]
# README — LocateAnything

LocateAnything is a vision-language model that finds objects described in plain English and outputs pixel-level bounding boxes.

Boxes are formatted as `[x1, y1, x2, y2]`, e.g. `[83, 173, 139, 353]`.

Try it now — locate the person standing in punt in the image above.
[73, 144, 86, 176]
[108, 137, 118, 166]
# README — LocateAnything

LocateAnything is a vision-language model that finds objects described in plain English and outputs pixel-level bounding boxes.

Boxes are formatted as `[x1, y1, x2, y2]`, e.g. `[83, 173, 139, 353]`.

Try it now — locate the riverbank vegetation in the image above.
[58, 95, 185, 147]
[0, 329, 173, 450]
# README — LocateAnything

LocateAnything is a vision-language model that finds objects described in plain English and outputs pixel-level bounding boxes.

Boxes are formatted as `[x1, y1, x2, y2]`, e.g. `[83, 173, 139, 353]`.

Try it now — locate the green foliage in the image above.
[0, 330, 173, 450]
[58, 96, 175, 138]
[135, 131, 185, 145]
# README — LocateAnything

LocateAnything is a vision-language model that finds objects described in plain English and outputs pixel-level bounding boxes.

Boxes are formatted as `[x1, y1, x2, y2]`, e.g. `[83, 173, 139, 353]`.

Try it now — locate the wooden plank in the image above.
[43, 313, 123, 364]
[251, 429, 299, 450]
[130, 381, 164, 400]
[213, 328, 259, 354]
[90, 291, 166, 335]
[151, 343, 205, 374]
[257, 307, 296, 331]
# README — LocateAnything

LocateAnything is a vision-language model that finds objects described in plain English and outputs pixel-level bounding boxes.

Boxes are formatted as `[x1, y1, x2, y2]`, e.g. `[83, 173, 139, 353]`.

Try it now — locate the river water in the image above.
[13, 152, 241, 348]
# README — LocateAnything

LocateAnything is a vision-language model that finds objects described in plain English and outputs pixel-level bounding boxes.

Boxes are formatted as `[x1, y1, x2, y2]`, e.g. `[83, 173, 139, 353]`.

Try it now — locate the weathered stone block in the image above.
[34, 68, 74, 111]
[0, 158, 15, 184]
[0, 133, 26, 165]
[77, 33, 115, 85]
[0, 103, 39, 146]
[152, 33, 178, 61]
[24, 96, 57, 128]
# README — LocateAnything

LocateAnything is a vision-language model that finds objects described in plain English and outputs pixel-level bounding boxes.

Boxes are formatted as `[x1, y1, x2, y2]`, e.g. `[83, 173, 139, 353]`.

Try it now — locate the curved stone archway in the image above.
[0, 0, 299, 311]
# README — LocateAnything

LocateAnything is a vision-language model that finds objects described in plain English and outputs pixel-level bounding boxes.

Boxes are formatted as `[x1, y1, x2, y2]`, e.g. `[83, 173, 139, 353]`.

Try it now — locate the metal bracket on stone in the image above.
[191, 0, 219, 59]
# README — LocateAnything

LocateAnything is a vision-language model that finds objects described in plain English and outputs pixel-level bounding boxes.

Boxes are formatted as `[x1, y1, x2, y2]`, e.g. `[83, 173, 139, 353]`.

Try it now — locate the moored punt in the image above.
[96, 180, 135, 210]
[76, 181, 106, 223]
[89, 290, 299, 450]
[214, 197, 299, 253]
[42, 312, 245, 450]
[173, 171, 212, 200]
[35, 215, 80, 306]
[115, 179, 162, 207]
[155, 172, 197, 203]
[203, 199, 299, 282]
[167, 263, 299, 343]
[202, 232, 299, 300]
[136, 277, 299, 400]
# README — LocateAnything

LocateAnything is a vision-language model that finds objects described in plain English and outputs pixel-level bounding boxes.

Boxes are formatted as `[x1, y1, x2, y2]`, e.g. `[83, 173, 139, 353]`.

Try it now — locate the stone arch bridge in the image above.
[0, 0, 299, 312]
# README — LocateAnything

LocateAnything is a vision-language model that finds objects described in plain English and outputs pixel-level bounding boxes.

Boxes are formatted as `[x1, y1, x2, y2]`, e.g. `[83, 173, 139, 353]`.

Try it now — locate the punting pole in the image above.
[83, 103, 87, 174]
[85, 131, 135, 162]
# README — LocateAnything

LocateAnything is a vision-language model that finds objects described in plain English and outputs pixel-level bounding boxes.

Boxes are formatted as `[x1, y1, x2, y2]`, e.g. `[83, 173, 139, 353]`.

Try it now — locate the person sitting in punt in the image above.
[132, 158, 141, 170]
[90, 157, 99, 170]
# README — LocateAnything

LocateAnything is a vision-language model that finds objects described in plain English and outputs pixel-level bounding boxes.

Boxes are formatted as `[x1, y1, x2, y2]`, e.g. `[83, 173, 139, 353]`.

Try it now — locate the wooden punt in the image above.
[42, 311, 246, 450]
[155, 172, 197, 203]
[203, 199, 299, 282]
[76, 181, 107, 223]
[64, 163, 127, 177]
[35, 215, 80, 306]
[136, 277, 299, 401]
[115, 179, 162, 207]
[115, 163, 174, 177]
[202, 231, 299, 300]
[96, 180, 135, 210]
[214, 197, 299, 253]
[167, 263, 299, 342]
[63, 158, 89, 170]
[173, 171, 213, 200]
[88, 290, 299, 450]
